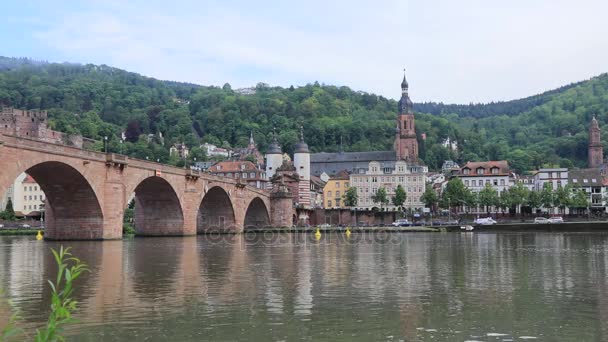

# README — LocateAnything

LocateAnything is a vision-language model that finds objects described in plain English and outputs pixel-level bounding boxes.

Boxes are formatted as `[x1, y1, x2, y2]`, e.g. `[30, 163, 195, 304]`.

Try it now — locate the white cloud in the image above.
[31, 0, 608, 103]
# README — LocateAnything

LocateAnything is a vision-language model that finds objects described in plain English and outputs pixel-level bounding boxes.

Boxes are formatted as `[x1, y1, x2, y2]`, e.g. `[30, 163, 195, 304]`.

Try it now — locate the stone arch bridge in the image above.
[0, 134, 293, 240]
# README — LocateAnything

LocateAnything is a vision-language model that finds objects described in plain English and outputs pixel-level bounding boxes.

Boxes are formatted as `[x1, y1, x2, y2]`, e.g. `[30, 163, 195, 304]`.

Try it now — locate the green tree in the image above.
[554, 184, 573, 214]
[540, 183, 555, 212]
[569, 187, 589, 209]
[372, 187, 389, 210]
[478, 184, 499, 214]
[343, 187, 358, 207]
[507, 182, 530, 214]
[527, 190, 542, 211]
[421, 185, 438, 213]
[392, 184, 407, 209]
[0, 198, 15, 221]
[440, 178, 473, 211]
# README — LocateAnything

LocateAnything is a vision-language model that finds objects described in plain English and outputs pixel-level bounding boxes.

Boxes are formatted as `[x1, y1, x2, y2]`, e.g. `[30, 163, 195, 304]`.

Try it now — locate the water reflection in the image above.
[0, 232, 607, 341]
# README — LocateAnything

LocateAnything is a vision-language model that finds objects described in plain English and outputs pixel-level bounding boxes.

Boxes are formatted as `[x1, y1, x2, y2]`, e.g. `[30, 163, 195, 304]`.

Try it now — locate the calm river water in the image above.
[1, 232, 608, 341]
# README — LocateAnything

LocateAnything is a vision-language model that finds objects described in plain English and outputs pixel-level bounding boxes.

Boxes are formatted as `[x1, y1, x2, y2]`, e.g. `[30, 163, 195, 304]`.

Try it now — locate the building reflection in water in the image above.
[0, 232, 608, 340]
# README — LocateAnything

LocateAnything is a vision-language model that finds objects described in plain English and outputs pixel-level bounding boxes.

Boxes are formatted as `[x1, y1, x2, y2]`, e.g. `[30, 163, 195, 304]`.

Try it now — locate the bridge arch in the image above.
[26, 161, 104, 239]
[132, 176, 184, 236]
[198, 186, 236, 233]
[243, 197, 270, 230]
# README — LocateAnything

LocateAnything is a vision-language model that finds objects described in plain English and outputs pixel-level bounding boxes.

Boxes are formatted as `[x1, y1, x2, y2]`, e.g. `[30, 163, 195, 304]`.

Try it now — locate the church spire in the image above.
[398, 69, 413, 115]
[401, 68, 408, 92]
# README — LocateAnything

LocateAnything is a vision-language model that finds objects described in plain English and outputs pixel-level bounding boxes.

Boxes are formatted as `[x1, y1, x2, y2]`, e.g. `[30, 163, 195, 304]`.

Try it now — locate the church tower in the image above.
[589, 115, 603, 168]
[394, 71, 418, 162]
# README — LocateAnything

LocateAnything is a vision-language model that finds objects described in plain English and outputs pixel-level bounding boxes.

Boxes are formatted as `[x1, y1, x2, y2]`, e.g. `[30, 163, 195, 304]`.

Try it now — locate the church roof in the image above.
[311, 151, 396, 163]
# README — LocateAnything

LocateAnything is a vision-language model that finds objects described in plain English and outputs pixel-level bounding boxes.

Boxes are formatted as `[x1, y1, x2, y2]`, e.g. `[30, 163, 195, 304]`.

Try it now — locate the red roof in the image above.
[459, 161, 510, 176]
[22, 174, 37, 184]
[208, 160, 258, 173]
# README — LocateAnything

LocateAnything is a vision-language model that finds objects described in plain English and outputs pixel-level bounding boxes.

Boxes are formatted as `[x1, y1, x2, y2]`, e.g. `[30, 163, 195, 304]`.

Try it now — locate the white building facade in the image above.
[534, 168, 569, 191]
[349, 160, 427, 211]
[457, 161, 512, 196]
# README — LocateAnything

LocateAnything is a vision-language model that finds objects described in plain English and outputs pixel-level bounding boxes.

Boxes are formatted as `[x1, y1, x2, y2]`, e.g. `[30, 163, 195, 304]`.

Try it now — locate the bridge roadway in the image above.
[0, 133, 293, 240]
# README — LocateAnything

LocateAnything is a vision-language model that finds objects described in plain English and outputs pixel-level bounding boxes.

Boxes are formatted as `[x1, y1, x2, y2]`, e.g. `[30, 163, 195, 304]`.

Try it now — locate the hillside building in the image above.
[0, 106, 84, 147]
[207, 160, 266, 189]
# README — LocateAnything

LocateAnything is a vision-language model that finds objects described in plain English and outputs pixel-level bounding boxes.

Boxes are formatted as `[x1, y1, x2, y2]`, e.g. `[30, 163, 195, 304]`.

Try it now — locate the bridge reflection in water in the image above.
[1, 232, 608, 340]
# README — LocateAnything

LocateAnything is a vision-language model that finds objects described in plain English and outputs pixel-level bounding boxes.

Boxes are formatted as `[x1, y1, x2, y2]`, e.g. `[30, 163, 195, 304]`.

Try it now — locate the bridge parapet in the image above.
[105, 153, 128, 169]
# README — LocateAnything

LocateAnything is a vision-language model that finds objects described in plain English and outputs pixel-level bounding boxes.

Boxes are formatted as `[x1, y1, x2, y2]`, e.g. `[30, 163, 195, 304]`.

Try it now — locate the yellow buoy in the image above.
[345, 227, 351, 238]
[36, 230, 43, 241]
[314, 228, 321, 240]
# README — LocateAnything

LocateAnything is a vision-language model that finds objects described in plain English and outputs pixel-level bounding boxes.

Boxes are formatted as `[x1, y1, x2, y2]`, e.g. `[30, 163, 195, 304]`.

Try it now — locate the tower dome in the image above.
[266, 129, 282, 154]
[294, 126, 309, 153]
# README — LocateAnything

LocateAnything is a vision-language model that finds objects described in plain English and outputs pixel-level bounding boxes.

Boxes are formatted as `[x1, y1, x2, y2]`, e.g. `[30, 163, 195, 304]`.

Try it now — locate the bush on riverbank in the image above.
[1, 246, 88, 341]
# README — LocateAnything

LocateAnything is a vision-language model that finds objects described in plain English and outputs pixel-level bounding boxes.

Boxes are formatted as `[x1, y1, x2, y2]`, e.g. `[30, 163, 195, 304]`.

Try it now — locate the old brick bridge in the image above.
[0, 133, 294, 240]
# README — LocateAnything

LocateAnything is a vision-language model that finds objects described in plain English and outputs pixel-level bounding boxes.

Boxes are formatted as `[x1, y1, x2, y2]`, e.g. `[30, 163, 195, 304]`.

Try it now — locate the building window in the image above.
[336, 182, 340, 188]
[24, 195, 27, 200]
[477, 168, 484, 175]
[328, 200, 332, 207]
[328, 191, 332, 197]
[491, 167, 498, 175]
[463, 169, 470, 175]
[592, 179, 597, 183]
[500, 179, 505, 186]
[242, 173, 247, 178]
[345, 182, 349, 188]
[485, 180, 490, 185]
[493, 179, 498, 186]
[29, 195, 32, 200]
[250, 172, 255, 178]
[573, 179, 578, 183]
[465, 180, 469, 186]
[336, 191, 340, 198]
[34, 186, 38, 191]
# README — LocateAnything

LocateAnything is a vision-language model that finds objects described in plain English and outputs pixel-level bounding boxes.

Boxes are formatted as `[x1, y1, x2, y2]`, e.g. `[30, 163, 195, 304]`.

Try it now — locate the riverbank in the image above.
[442, 221, 608, 232]
[248, 226, 441, 233]
[0, 229, 39, 236]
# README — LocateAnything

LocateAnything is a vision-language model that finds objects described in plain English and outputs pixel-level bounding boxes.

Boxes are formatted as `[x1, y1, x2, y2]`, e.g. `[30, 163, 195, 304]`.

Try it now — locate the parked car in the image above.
[534, 217, 549, 224]
[548, 216, 564, 224]
[392, 219, 412, 227]
[318, 223, 331, 228]
[20, 224, 31, 229]
[0, 224, 3, 228]
[474, 217, 497, 225]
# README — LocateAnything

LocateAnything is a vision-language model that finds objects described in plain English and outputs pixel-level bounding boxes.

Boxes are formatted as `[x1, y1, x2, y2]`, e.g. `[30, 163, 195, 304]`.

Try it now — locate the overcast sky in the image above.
[1, 0, 607, 103]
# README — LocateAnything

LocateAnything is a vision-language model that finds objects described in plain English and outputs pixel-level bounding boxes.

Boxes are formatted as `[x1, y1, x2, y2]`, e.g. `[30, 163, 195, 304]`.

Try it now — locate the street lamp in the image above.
[104, 136, 108, 153]
[39, 202, 45, 228]
[119, 139, 123, 154]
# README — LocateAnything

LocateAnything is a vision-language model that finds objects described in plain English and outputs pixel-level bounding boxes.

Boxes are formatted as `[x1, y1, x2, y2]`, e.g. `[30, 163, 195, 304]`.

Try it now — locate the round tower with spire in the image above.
[589, 115, 603, 168]
[294, 126, 310, 181]
[265, 128, 283, 180]
[294, 126, 311, 206]
[394, 69, 419, 162]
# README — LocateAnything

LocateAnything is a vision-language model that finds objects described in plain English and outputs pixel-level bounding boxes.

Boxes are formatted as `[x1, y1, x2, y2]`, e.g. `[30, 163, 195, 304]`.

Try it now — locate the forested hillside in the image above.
[1, 56, 607, 173]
